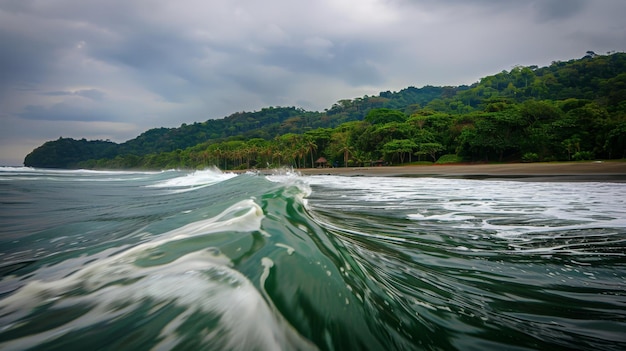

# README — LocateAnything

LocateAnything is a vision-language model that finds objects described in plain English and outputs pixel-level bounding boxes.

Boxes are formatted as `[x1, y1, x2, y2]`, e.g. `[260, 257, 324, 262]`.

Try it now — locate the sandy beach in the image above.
[258, 161, 626, 182]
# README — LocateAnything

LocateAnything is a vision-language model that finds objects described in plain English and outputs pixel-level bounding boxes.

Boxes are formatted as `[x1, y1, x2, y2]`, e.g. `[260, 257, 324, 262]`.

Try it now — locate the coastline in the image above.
[243, 161, 626, 182]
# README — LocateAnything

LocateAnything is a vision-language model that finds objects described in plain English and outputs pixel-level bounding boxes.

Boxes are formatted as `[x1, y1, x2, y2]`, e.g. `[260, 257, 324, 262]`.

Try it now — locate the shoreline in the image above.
[241, 161, 626, 182]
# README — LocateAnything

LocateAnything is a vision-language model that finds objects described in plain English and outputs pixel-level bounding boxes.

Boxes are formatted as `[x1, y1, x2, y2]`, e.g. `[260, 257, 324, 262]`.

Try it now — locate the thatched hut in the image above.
[315, 157, 328, 168]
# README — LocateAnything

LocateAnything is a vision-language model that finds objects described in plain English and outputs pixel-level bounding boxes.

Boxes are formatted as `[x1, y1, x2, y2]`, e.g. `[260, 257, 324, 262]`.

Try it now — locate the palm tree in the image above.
[273, 150, 283, 167]
[351, 150, 369, 167]
[305, 138, 317, 168]
[211, 146, 222, 169]
[261, 145, 273, 167]
[296, 144, 308, 168]
[338, 144, 353, 167]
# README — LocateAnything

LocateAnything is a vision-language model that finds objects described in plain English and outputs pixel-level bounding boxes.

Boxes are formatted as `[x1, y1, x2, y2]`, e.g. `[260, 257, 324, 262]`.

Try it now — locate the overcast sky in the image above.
[1, 0, 625, 166]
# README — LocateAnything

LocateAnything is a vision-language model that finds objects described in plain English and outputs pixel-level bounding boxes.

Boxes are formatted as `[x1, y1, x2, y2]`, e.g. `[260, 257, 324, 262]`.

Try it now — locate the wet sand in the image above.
[287, 161, 626, 182]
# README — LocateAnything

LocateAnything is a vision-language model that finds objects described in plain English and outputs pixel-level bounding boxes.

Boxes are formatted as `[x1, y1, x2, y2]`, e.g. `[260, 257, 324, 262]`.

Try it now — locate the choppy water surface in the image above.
[1, 167, 625, 350]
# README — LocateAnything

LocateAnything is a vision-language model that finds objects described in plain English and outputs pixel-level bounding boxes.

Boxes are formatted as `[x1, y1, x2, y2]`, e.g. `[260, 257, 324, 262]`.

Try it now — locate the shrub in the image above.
[436, 154, 463, 164]
[522, 153, 539, 162]
[572, 151, 594, 161]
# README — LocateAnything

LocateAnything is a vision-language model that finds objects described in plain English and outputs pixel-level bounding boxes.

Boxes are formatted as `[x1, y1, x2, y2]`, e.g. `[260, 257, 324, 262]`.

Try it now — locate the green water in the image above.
[1, 168, 625, 350]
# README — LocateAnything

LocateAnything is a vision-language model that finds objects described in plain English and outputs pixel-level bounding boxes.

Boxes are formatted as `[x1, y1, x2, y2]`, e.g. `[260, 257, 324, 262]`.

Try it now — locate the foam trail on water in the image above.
[148, 167, 236, 191]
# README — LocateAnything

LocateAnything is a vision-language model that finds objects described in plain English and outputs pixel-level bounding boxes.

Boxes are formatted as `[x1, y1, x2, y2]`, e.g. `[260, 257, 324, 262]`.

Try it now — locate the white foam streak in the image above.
[0, 166, 36, 172]
[0, 166, 160, 175]
[407, 212, 476, 222]
[164, 199, 264, 239]
[148, 167, 237, 191]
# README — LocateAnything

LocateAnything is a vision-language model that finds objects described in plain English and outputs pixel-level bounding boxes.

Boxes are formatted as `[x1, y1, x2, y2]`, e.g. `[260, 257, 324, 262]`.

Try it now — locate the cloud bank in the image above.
[1, 0, 624, 165]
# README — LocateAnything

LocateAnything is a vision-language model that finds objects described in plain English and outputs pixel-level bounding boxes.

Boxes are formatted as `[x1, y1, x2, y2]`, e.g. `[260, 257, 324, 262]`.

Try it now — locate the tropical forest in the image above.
[24, 52, 626, 170]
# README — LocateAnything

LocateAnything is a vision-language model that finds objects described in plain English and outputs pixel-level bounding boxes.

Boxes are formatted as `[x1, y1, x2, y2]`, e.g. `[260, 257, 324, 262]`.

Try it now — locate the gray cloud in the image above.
[75, 89, 105, 101]
[394, 0, 588, 22]
[1, 0, 625, 165]
[19, 102, 115, 122]
[41, 89, 105, 101]
[531, 0, 587, 22]
[0, 20, 54, 89]
[257, 40, 388, 86]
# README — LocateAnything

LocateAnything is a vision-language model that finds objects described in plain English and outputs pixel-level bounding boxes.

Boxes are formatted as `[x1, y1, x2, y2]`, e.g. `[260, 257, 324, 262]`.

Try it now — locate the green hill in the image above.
[24, 52, 626, 169]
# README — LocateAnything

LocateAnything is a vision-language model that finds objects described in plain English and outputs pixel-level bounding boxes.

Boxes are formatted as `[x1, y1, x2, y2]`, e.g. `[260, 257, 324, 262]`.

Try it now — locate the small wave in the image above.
[148, 167, 237, 191]
[265, 168, 312, 199]
[264, 167, 303, 181]
[0, 166, 36, 172]
[0, 167, 163, 183]
[0, 167, 160, 175]
[0, 199, 318, 350]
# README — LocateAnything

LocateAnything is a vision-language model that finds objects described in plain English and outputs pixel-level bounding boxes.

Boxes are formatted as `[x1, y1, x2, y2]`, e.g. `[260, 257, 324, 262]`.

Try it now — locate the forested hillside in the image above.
[24, 52, 626, 169]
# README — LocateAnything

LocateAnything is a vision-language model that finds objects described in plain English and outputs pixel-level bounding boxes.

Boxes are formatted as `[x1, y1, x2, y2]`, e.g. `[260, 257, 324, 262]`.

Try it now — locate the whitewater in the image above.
[0, 166, 625, 350]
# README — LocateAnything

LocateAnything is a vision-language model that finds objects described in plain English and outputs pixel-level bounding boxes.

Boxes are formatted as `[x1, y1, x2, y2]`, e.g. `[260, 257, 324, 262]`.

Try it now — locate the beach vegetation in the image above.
[521, 153, 540, 163]
[24, 52, 626, 170]
[572, 151, 595, 161]
[436, 154, 464, 164]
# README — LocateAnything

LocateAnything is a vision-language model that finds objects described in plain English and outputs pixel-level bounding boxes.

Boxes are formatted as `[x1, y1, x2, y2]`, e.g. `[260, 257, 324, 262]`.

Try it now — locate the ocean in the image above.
[0, 166, 625, 350]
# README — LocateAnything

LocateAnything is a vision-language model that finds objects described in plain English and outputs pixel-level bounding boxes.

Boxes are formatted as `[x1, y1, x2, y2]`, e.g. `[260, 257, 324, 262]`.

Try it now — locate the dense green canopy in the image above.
[25, 52, 626, 169]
